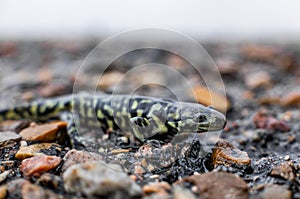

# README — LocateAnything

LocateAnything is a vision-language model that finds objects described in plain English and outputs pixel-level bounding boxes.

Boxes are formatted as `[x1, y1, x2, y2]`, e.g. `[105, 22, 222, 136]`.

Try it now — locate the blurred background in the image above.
[1, 0, 300, 40]
[0, 0, 299, 113]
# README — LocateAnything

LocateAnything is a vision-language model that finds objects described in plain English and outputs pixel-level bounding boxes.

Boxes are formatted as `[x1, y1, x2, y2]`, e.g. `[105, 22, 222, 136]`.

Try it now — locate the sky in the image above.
[0, 0, 299, 40]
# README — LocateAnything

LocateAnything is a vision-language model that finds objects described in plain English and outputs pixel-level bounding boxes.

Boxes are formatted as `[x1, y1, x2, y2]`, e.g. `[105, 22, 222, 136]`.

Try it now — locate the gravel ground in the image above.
[0, 40, 300, 199]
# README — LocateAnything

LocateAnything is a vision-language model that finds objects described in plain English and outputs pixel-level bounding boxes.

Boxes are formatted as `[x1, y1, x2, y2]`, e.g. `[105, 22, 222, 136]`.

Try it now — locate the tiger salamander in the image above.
[0, 94, 226, 147]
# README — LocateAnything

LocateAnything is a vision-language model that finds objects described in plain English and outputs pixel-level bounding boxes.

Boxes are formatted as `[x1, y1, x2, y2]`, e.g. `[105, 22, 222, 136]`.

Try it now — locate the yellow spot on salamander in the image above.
[131, 100, 138, 109]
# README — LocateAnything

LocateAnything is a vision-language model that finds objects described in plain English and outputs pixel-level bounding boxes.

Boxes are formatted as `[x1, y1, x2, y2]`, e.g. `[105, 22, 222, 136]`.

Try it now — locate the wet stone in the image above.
[63, 161, 142, 198]
[20, 155, 62, 177]
[15, 143, 61, 160]
[0, 120, 30, 133]
[0, 131, 21, 147]
[19, 122, 67, 142]
[177, 171, 248, 199]
[212, 139, 251, 167]
[61, 149, 103, 172]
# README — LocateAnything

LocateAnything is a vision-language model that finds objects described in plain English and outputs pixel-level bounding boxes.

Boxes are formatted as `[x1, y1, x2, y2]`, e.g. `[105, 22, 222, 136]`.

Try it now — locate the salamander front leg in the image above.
[59, 112, 85, 149]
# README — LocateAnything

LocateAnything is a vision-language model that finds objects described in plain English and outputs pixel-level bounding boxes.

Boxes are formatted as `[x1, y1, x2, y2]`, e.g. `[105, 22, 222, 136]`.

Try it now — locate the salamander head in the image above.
[167, 102, 226, 133]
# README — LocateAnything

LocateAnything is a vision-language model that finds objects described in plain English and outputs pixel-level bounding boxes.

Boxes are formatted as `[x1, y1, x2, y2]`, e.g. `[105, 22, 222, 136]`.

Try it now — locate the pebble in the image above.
[215, 58, 238, 76]
[15, 143, 61, 160]
[177, 171, 248, 199]
[212, 139, 251, 167]
[253, 111, 290, 132]
[270, 161, 295, 181]
[7, 179, 31, 199]
[192, 86, 230, 112]
[63, 161, 142, 198]
[36, 173, 62, 190]
[256, 185, 291, 199]
[97, 71, 125, 90]
[143, 181, 171, 197]
[0, 131, 21, 147]
[61, 149, 103, 172]
[240, 44, 280, 61]
[22, 183, 64, 199]
[281, 91, 300, 107]
[38, 82, 70, 98]
[0, 120, 30, 133]
[0, 171, 10, 184]
[20, 155, 62, 177]
[172, 185, 197, 199]
[0, 185, 7, 199]
[245, 71, 272, 89]
[19, 122, 67, 142]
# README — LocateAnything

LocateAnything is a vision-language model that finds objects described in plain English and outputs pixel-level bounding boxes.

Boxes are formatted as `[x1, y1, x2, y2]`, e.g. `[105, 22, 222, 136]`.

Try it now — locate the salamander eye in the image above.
[193, 114, 207, 123]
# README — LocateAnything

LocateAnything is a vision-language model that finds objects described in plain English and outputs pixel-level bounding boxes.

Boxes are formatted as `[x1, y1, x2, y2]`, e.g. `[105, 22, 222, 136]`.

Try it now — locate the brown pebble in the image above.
[256, 184, 291, 199]
[143, 181, 171, 196]
[15, 143, 61, 160]
[192, 86, 230, 112]
[97, 71, 125, 90]
[215, 58, 238, 76]
[0, 120, 30, 133]
[38, 83, 69, 98]
[0, 131, 22, 148]
[22, 183, 63, 199]
[253, 111, 290, 132]
[20, 155, 62, 177]
[245, 71, 272, 89]
[271, 161, 295, 181]
[7, 179, 31, 198]
[281, 91, 300, 107]
[0, 185, 7, 199]
[19, 122, 67, 142]
[177, 171, 248, 199]
[212, 139, 251, 167]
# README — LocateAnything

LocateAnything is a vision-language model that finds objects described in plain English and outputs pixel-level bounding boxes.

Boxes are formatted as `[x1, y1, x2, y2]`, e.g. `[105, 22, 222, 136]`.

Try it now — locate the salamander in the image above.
[0, 94, 226, 148]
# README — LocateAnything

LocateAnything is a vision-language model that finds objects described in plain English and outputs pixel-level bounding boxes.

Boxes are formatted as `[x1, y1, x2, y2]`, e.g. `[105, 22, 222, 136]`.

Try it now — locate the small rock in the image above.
[15, 143, 61, 160]
[0, 131, 21, 147]
[61, 149, 103, 172]
[22, 183, 63, 199]
[192, 86, 230, 112]
[143, 181, 171, 197]
[0, 120, 30, 133]
[36, 173, 62, 189]
[271, 161, 295, 181]
[281, 91, 300, 107]
[63, 161, 142, 198]
[38, 82, 70, 98]
[172, 185, 197, 199]
[7, 179, 31, 199]
[212, 139, 251, 167]
[0, 185, 7, 199]
[177, 171, 248, 199]
[97, 71, 125, 90]
[245, 71, 272, 89]
[253, 110, 290, 132]
[240, 44, 280, 61]
[20, 155, 62, 177]
[19, 122, 67, 142]
[0, 171, 10, 184]
[256, 185, 291, 199]
[215, 58, 238, 76]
